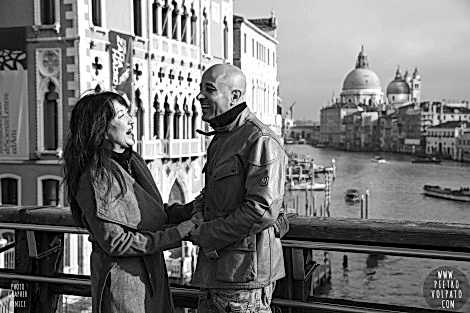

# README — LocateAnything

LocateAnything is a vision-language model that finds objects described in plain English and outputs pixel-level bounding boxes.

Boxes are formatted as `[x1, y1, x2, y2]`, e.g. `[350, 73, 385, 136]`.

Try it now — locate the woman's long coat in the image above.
[74, 153, 191, 313]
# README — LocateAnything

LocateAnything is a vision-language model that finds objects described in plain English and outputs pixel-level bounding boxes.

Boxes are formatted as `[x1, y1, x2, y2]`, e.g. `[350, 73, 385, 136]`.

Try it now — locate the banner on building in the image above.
[109, 31, 133, 101]
[0, 27, 28, 159]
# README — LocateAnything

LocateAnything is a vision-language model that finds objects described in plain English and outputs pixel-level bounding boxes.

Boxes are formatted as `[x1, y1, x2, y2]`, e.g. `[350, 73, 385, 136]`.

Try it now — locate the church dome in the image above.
[341, 46, 382, 91]
[342, 68, 381, 90]
[386, 67, 410, 95]
[386, 80, 410, 95]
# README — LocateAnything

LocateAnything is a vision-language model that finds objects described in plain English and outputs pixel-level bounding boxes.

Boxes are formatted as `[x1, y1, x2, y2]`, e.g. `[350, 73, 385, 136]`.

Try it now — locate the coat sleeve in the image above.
[76, 175, 192, 257]
[164, 190, 205, 224]
[198, 135, 287, 252]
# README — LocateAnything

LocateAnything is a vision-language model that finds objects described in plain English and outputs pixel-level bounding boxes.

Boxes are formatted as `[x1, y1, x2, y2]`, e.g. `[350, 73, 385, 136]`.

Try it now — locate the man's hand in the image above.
[191, 211, 204, 227]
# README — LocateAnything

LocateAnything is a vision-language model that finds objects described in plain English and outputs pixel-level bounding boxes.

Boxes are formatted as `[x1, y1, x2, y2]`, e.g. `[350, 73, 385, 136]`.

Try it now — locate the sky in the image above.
[234, 0, 470, 121]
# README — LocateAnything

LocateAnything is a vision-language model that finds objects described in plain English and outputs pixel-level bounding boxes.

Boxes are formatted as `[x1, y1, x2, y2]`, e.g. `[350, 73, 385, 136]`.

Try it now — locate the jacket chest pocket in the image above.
[209, 157, 244, 214]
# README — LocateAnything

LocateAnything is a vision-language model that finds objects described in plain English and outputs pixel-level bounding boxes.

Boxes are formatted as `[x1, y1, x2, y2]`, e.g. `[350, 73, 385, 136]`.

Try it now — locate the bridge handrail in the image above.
[0, 206, 468, 313]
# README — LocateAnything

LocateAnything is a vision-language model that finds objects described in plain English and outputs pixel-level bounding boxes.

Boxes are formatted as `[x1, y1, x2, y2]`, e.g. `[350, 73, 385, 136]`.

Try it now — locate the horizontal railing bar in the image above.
[282, 240, 470, 261]
[0, 222, 88, 234]
[0, 272, 90, 285]
[0, 274, 430, 313]
[1, 224, 469, 261]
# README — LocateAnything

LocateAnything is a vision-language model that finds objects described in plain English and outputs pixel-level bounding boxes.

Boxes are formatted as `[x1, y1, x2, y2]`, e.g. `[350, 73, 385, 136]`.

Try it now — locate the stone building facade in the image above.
[232, 14, 282, 136]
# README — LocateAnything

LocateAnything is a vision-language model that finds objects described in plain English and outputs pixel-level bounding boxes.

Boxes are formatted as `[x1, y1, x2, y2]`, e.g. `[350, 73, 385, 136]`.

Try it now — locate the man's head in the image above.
[197, 63, 247, 122]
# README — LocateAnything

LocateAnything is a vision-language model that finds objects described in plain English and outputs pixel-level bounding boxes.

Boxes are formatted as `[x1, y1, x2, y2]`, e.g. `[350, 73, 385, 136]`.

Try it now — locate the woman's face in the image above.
[106, 99, 135, 153]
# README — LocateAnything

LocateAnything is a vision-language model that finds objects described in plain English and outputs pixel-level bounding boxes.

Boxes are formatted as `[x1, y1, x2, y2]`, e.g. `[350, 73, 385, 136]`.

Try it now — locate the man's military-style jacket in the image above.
[192, 107, 288, 289]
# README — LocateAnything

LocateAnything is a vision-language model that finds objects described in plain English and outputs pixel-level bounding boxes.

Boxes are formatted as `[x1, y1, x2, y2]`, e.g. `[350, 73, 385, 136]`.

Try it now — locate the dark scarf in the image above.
[209, 102, 247, 128]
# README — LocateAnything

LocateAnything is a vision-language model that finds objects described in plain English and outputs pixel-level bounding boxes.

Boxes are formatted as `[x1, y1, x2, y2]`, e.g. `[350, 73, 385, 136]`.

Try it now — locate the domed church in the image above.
[340, 46, 384, 107]
[386, 66, 421, 107]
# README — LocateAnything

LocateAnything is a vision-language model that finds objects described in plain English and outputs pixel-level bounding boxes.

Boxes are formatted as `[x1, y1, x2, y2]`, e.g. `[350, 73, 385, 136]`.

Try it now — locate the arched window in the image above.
[40, 0, 55, 25]
[162, 2, 169, 37]
[223, 17, 228, 60]
[191, 100, 197, 138]
[190, 7, 197, 45]
[181, 6, 188, 42]
[183, 98, 189, 139]
[164, 96, 170, 139]
[202, 9, 208, 54]
[171, 1, 178, 39]
[168, 179, 185, 204]
[133, 0, 142, 36]
[0, 175, 20, 206]
[153, 94, 160, 138]
[44, 80, 59, 151]
[91, 0, 102, 27]
[174, 98, 180, 139]
[135, 89, 144, 140]
[152, 1, 159, 34]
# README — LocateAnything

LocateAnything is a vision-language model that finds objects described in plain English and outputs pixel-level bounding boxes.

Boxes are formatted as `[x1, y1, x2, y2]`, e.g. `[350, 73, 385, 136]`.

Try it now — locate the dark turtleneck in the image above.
[111, 148, 133, 175]
[209, 102, 247, 128]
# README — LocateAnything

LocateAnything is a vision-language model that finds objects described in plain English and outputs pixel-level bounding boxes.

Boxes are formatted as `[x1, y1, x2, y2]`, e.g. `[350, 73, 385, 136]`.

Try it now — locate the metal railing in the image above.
[0, 206, 468, 312]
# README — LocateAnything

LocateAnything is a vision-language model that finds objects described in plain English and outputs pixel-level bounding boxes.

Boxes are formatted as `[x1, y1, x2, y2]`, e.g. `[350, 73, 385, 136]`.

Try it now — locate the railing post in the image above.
[14, 229, 63, 313]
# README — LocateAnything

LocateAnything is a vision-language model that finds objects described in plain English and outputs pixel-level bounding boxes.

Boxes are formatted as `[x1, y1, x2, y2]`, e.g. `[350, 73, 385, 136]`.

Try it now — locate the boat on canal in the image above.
[345, 188, 361, 202]
[371, 156, 387, 163]
[411, 156, 442, 164]
[423, 185, 470, 202]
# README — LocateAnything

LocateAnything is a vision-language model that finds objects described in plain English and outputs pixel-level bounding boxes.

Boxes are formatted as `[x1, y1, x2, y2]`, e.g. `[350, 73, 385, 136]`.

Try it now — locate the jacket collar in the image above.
[210, 107, 251, 135]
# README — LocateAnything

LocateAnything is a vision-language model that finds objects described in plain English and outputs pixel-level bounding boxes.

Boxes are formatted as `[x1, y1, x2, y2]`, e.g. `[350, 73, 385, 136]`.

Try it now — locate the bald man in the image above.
[187, 64, 288, 312]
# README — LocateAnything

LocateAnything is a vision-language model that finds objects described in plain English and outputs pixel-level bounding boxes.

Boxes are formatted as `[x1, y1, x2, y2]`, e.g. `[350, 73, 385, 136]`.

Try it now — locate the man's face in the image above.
[197, 73, 232, 122]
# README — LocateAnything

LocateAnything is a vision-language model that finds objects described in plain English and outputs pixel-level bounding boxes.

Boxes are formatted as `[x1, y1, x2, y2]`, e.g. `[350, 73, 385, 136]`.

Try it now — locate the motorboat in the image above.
[411, 156, 441, 164]
[371, 156, 387, 163]
[345, 189, 361, 202]
[423, 185, 470, 202]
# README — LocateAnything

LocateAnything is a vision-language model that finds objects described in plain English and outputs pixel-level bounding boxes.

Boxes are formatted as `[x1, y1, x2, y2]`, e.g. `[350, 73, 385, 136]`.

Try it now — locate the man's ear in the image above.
[231, 89, 242, 105]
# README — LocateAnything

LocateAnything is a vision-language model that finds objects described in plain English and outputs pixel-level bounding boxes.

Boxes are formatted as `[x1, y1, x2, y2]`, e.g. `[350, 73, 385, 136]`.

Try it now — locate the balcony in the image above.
[137, 138, 205, 160]
[1, 206, 469, 312]
[136, 139, 166, 159]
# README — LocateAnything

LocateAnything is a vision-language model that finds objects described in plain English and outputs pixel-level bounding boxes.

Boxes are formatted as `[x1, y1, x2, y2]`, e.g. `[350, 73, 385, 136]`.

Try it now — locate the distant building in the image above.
[287, 120, 320, 144]
[456, 128, 470, 162]
[426, 121, 468, 160]
[232, 13, 281, 135]
[421, 101, 470, 132]
[320, 103, 361, 147]
[343, 110, 380, 151]
[397, 104, 422, 154]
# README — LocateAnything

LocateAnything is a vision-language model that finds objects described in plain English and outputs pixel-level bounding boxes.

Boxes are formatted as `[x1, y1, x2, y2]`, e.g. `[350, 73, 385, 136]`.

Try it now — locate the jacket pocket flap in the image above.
[225, 234, 256, 252]
[213, 159, 239, 180]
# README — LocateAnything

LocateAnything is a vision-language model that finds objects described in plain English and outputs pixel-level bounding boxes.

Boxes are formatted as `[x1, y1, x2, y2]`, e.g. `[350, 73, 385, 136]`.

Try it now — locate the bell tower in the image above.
[411, 67, 421, 104]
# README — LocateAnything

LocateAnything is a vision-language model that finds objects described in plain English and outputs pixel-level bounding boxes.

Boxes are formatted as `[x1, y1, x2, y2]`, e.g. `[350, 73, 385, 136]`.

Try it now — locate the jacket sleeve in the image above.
[198, 135, 287, 251]
[76, 175, 188, 257]
[164, 190, 205, 224]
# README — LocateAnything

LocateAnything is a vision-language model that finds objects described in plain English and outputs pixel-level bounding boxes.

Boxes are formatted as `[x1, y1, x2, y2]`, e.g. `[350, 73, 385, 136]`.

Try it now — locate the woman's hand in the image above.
[175, 220, 197, 239]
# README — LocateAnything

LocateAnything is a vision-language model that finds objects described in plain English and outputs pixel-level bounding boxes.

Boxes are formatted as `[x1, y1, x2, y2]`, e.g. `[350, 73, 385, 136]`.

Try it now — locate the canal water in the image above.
[286, 144, 470, 312]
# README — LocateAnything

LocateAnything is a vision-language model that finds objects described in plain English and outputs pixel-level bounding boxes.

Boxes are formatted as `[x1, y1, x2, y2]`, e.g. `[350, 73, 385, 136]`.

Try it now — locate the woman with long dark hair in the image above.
[63, 91, 197, 313]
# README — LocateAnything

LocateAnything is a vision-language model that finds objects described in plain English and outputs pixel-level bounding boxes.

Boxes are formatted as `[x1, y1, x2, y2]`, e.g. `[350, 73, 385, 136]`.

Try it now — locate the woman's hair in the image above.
[63, 91, 129, 225]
